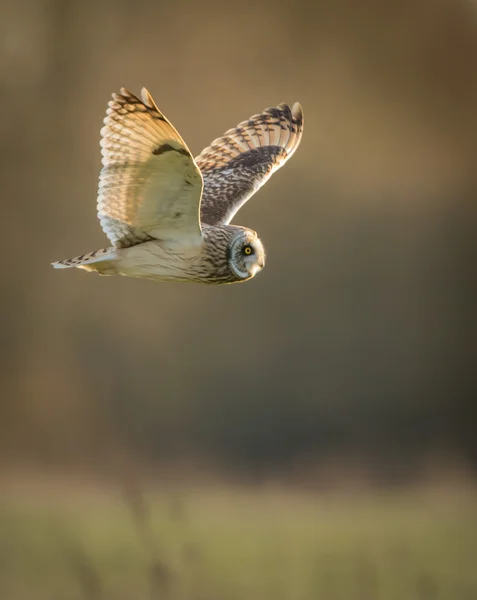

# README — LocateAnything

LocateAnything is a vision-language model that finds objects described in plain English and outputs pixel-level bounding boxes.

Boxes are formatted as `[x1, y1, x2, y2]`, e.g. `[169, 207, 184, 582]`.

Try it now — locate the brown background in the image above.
[1, 0, 476, 484]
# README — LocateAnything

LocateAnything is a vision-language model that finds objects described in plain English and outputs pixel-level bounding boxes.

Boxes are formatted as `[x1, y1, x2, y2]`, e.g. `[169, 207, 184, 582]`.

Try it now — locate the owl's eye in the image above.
[243, 245, 253, 255]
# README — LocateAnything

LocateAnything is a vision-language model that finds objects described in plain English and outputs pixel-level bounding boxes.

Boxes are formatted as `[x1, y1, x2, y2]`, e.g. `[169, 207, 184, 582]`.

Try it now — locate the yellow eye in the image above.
[244, 246, 252, 255]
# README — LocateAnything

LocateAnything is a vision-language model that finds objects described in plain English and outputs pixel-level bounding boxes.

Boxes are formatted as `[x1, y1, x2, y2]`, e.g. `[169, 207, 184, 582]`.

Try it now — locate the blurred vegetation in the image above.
[1, 480, 476, 600]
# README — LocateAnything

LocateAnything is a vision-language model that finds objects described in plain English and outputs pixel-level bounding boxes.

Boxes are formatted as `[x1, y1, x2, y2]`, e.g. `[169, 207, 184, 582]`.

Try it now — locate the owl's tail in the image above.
[51, 247, 118, 275]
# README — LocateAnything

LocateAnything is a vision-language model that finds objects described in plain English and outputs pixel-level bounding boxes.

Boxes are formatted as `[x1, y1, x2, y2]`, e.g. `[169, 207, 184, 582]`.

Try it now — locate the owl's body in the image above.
[73, 225, 264, 284]
[52, 88, 303, 285]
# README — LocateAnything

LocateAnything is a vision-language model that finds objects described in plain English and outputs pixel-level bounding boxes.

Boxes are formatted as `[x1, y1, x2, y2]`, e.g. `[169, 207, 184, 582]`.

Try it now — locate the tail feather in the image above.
[51, 247, 117, 274]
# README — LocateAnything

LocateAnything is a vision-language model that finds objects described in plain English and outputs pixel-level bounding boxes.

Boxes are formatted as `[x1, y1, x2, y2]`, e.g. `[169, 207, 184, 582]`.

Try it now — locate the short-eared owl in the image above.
[52, 88, 303, 284]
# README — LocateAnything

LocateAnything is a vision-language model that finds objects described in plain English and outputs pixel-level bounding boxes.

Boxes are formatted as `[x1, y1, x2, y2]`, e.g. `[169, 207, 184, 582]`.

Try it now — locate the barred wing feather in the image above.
[196, 102, 303, 226]
[98, 88, 203, 248]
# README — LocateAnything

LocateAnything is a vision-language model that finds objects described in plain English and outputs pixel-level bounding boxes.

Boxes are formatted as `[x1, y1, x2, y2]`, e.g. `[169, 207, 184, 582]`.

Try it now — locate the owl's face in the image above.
[228, 229, 265, 281]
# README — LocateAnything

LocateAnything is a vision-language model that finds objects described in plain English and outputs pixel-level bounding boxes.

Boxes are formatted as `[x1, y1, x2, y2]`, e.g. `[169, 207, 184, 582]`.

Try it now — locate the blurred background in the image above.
[1, 0, 477, 598]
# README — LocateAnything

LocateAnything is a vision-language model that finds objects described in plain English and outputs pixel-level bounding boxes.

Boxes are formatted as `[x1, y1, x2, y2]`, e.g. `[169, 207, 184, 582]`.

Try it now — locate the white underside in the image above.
[111, 239, 202, 281]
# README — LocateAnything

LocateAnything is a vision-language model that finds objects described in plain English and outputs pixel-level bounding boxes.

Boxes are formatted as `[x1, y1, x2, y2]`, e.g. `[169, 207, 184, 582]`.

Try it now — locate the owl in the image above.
[52, 88, 303, 284]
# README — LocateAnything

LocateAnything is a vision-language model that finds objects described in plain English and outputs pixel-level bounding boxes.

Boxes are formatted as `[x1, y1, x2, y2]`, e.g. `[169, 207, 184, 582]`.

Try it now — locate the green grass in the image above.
[0, 482, 476, 599]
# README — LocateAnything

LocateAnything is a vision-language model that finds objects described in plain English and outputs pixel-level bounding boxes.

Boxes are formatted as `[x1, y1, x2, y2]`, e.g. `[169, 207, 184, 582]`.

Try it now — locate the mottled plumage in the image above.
[52, 87, 303, 284]
[198, 103, 303, 226]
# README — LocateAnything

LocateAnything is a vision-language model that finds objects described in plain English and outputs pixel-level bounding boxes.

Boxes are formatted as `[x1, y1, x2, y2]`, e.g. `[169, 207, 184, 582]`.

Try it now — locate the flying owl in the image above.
[52, 88, 303, 284]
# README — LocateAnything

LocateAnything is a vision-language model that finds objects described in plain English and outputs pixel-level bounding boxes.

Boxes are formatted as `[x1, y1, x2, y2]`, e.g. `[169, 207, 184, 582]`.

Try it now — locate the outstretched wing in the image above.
[196, 103, 303, 226]
[98, 88, 203, 248]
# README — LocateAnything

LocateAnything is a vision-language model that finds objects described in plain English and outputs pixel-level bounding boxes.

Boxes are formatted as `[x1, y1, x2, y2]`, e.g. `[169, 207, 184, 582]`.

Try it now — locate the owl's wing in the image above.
[98, 88, 203, 248]
[196, 103, 303, 226]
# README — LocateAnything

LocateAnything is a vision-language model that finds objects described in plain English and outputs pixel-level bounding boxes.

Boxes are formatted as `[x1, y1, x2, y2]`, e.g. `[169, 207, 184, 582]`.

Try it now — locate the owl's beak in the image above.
[250, 262, 264, 277]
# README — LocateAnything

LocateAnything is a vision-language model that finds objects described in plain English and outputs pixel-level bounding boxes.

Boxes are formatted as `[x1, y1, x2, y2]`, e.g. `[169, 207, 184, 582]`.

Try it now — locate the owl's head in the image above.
[228, 228, 266, 281]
